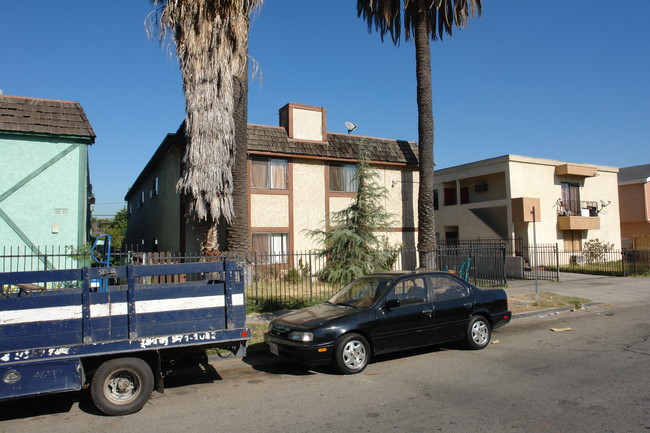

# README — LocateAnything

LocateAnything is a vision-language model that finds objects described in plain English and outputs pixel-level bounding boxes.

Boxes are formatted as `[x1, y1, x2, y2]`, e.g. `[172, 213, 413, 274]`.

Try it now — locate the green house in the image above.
[0, 95, 96, 270]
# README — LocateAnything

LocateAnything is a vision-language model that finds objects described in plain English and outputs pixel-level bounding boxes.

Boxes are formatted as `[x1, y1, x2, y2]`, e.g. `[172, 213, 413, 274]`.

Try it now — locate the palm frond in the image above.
[149, 0, 263, 225]
[357, 0, 481, 43]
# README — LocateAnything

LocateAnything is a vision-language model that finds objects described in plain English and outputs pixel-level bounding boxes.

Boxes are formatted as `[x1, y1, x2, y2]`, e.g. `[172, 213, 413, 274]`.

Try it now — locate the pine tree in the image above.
[308, 142, 397, 286]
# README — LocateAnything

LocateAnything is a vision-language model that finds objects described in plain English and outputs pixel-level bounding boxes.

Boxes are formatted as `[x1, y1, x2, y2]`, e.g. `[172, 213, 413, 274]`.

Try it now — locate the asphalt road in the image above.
[2, 303, 649, 433]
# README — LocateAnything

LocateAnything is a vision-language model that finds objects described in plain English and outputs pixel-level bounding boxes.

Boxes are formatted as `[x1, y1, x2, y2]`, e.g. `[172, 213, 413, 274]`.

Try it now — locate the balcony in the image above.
[557, 215, 600, 230]
[555, 164, 597, 177]
[557, 200, 600, 230]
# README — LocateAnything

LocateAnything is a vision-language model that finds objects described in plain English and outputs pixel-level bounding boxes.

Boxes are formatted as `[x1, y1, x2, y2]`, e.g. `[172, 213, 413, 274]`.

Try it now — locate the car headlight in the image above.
[288, 331, 314, 342]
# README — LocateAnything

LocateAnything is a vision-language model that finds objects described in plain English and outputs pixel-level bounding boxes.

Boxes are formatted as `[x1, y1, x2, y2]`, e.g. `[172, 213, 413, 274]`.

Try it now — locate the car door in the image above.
[428, 275, 475, 342]
[372, 276, 435, 354]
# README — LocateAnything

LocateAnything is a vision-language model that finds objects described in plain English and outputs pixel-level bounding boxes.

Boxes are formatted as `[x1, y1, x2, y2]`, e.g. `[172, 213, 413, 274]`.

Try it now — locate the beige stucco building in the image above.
[433, 154, 621, 252]
[124, 103, 419, 255]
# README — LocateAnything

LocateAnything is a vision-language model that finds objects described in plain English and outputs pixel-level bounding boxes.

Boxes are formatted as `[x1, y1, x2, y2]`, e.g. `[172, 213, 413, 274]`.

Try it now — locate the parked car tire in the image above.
[466, 316, 491, 350]
[91, 357, 154, 416]
[334, 333, 370, 374]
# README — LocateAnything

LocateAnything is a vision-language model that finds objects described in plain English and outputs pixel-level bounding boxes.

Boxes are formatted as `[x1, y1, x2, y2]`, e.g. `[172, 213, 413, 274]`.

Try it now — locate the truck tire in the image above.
[91, 357, 154, 416]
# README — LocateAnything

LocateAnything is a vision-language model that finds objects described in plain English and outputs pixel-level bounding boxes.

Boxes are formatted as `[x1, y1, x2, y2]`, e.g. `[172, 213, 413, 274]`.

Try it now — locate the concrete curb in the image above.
[511, 302, 605, 320]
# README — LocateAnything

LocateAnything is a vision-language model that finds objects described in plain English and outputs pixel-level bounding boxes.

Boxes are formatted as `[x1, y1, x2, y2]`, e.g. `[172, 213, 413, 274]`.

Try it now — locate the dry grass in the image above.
[508, 292, 591, 314]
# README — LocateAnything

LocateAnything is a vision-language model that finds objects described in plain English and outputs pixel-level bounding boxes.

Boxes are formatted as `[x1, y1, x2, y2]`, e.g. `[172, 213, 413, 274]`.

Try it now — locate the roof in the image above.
[0, 95, 95, 143]
[126, 123, 419, 199]
[619, 164, 650, 185]
[248, 125, 418, 165]
[435, 154, 619, 177]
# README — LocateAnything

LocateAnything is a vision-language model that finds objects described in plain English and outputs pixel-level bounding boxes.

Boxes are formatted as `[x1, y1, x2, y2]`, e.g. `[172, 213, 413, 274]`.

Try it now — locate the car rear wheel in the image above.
[334, 333, 370, 374]
[466, 316, 491, 350]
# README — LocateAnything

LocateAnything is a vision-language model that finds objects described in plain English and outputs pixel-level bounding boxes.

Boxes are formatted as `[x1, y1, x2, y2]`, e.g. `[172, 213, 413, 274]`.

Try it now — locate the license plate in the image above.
[269, 342, 279, 355]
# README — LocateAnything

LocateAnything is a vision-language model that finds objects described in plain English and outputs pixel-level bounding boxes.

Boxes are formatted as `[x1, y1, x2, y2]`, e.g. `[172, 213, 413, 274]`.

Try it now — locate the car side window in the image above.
[388, 277, 428, 305]
[429, 275, 470, 301]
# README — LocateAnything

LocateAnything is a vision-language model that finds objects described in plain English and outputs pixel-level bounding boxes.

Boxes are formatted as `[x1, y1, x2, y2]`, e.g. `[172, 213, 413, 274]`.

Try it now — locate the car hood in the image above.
[273, 303, 356, 329]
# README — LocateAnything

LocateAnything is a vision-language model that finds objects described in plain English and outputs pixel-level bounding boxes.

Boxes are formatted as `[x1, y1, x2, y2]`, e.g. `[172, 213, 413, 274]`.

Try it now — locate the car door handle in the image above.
[464, 303, 473, 308]
[422, 309, 433, 317]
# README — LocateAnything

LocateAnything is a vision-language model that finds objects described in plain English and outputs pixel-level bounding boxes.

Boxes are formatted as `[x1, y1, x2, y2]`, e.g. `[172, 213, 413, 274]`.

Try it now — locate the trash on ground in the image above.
[550, 327, 573, 332]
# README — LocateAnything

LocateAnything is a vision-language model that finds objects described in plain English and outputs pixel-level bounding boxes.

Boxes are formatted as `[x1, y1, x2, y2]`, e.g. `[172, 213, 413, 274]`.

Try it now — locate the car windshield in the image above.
[327, 277, 394, 308]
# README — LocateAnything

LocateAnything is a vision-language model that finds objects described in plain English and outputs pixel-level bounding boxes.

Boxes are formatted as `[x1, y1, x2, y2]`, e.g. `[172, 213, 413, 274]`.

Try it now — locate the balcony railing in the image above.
[557, 200, 598, 217]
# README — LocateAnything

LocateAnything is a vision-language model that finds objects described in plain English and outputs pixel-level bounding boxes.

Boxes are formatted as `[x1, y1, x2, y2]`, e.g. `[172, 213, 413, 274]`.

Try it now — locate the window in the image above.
[388, 277, 428, 305]
[152, 176, 159, 197]
[251, 158, 288, 189]
[140, 191, 145, 205]
[444, 188, 456, 206]
[252, 233, 288, 263]
[329, 163, 358, 193]
[560, 182, 580, 215]
[429, 275, 470, 301]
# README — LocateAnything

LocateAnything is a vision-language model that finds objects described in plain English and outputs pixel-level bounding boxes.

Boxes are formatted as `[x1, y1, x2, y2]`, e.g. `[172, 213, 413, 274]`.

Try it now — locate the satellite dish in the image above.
[345, 121, 358, 134]
[600, 200, 611, 207]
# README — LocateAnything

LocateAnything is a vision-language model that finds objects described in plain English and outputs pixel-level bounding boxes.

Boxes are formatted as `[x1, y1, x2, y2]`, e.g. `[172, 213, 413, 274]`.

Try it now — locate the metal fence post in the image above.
[555, 242, 560, 283]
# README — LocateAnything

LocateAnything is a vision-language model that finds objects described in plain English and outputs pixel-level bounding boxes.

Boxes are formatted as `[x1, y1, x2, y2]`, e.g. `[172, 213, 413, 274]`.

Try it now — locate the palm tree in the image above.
[150, 0, 262, 255]
[357, 0, 481, 269]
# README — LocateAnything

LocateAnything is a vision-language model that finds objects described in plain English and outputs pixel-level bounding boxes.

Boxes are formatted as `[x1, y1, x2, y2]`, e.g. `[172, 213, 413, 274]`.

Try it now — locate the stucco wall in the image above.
[125, 146, 182, 252]
[251, 194, 290, 228]
[0, 135, 87, 251]
[292, 160, 325, 251]
[292, 108, 323, 142]
[434, 156, 621, 249]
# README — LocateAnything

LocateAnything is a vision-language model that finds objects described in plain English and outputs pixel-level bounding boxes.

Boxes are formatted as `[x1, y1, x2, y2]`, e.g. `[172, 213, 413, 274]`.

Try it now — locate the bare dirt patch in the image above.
[508, 292, 591, 314]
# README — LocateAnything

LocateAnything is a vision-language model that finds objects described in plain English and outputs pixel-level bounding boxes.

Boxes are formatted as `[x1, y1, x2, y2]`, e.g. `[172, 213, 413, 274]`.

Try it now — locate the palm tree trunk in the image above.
[226, 58, 250, 258]
[414, 8, 437, 270]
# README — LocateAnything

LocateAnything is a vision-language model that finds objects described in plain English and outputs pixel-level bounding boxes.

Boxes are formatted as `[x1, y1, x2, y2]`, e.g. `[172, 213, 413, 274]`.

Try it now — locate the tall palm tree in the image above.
[150, 0, 262, 255]
[357, 0, 481, 269]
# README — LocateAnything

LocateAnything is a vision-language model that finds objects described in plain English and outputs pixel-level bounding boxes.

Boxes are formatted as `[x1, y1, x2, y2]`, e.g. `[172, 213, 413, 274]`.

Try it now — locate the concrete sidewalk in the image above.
[502, 272, 650, 307]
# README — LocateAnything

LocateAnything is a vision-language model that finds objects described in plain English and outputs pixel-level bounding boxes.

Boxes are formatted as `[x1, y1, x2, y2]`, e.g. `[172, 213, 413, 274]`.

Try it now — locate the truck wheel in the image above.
[91, 357, 154, 416]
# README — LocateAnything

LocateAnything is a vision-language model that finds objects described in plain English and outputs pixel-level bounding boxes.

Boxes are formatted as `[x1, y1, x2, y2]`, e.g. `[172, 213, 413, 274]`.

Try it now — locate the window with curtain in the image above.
[252, 233, 288, 263]
[251, 158, 288, 189]
[329, 163, 358, 193]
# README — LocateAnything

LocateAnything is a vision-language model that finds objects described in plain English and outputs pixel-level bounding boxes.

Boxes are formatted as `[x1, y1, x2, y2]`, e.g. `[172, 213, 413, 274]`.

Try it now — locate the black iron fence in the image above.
[2, 242, 649, 309]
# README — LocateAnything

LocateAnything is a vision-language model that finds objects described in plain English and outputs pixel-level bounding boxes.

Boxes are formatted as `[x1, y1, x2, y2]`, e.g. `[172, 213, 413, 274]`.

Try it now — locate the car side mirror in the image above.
[382, 299, 401, 311]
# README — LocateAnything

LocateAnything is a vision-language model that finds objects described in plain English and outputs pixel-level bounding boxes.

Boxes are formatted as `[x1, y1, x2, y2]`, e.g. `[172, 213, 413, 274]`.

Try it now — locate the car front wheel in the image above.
[466, 316, 491, 350]
[334, 333, 370, 374]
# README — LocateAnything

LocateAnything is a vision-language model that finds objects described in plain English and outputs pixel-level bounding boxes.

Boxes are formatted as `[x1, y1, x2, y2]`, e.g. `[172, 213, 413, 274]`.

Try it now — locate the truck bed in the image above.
[1, 261, 248, 379]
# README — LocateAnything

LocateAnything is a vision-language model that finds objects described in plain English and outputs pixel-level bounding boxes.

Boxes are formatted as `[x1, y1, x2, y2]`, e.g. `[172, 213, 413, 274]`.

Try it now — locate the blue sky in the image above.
[2, 1, 649, 217]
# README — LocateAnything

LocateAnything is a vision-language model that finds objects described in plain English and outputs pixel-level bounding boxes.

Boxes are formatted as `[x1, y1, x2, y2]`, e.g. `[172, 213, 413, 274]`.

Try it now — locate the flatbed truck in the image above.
[0, 260, 249, 415]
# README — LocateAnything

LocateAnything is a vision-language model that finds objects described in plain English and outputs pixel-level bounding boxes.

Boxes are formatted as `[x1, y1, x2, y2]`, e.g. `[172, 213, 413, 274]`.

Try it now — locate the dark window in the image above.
[389, 277, 428, 305]
[460, 187, 469, 204]
[560, 182, 580, 215]
[444, 188, 456, 206]
[429, 275, 469, 301]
